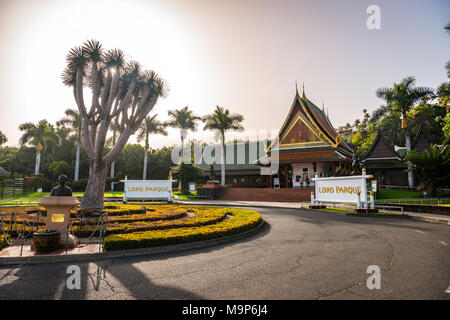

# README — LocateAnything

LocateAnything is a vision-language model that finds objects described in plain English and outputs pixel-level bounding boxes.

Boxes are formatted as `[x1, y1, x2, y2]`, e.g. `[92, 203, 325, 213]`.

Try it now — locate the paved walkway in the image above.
[176, 200, 450, 225]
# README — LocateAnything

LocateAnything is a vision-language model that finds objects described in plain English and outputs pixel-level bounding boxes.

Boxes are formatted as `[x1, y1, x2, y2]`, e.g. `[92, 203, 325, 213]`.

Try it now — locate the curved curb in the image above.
[0, 220, 266, 266]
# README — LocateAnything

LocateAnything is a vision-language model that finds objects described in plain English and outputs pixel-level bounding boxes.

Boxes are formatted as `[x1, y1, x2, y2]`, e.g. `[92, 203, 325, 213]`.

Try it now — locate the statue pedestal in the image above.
[201, 180, 223, 189]
[38, 196, 80, 247]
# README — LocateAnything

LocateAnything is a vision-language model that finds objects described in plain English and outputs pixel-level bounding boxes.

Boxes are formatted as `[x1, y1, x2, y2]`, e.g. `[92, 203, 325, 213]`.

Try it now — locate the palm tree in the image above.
[136, 114, 168, 180]
[406, 144, 450, 196]
[57, 109, 82, 180]
[19, 120, 61, 175]
[167, 106, 201, 157]
[202, 106, 244, 186]
[376, 76, 434, 187]
[436, 82, 450, 113]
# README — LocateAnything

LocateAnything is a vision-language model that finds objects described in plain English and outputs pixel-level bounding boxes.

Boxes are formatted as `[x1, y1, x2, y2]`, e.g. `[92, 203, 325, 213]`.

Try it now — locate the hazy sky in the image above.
[0, 0, 449, 149]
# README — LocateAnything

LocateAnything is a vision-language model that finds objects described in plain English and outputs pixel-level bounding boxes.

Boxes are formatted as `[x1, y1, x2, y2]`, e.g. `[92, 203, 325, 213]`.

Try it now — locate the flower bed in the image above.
[103, 208, 262, 251]
[71, 206, 227, 237]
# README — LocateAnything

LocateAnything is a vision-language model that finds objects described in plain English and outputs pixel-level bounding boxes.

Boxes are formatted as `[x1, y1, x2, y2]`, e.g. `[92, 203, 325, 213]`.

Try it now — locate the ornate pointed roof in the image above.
[412, 126, 431, 153]
[362, 131, 401, 160]
[266, 86, 353, 157]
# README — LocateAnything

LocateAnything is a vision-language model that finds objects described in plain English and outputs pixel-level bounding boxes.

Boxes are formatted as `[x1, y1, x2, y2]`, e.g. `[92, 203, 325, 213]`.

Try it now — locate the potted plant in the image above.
[32, 229, 60, 252]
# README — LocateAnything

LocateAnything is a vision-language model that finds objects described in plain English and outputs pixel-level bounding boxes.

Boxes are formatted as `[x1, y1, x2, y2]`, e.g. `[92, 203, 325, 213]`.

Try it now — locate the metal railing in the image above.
[0, 209, 109, 256]
[375, 198, 450, 205]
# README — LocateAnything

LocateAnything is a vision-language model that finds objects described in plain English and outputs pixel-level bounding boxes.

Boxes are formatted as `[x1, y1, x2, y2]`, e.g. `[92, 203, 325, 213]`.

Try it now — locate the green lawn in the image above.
[173, 191, 198, 200]
[376, 189, 423, 200]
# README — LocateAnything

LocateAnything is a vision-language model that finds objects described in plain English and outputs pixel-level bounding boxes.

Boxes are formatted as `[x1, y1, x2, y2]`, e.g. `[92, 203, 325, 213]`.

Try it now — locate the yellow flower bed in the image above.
[72, 206, 227, 237]
[103, 208, 262, 251]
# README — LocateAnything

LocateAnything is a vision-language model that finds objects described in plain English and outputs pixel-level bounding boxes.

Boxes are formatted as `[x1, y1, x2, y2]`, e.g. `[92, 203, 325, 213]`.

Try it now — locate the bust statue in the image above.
[50, 174, 73, 196]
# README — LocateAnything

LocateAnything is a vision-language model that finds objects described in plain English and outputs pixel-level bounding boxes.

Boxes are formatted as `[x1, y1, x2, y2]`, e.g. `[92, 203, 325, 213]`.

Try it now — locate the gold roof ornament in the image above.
[401, 114, 408, 129]
[302, 83, 306, 99]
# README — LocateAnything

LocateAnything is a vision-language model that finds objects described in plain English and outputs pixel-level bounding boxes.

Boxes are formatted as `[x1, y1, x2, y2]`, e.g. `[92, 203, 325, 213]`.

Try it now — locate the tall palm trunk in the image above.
[143, 145, 149, 180]
[110, 161, 115, 191]
[180, 131, 185, 160]
[110, 130, 116, 191]
[220, 133, 225, 186]
[34, 149, 41, 175]
[404, 127, 414, 188]
[74, 141, 80, 181]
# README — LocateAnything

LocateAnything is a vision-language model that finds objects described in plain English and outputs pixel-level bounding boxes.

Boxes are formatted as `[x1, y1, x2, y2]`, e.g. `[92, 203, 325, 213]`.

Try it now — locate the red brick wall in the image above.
[217, 188, 313, 202]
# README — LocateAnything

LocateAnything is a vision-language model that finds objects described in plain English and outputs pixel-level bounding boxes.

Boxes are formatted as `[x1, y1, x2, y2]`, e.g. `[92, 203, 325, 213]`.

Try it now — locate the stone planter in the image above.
[32, 230, 61, 253]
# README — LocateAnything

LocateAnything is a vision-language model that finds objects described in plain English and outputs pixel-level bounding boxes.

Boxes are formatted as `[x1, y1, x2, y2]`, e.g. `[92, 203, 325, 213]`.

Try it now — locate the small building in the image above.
[199, 141, 270, 188]
[360, 129, 431, 187]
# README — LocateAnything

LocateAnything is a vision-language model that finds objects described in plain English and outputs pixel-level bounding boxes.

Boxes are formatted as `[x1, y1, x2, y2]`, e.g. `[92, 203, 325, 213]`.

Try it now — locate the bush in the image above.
[103, 208, 262, 251]
[42, 178, 58, 192]
[69, 178, 88, 192]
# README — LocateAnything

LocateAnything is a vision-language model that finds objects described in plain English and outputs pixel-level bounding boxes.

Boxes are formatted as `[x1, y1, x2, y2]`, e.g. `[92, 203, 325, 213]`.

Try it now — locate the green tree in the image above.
[376, 76, 434, 187]
[167, 106, 201, 155]
[136, 114, 167, 180]
[115, 144, 145, 180]
[202, 106, 244, 186]
[57, 108, 82, 180]
[435, 82, 450, 113]
[48, 161, 70, 181]
[0, 131, 7, 147]
[408, 102, 445, 145]
[19, 120, 61, 175]
[406, 144, 450, 196]
[62, 39, 168, 209]
[170, 161, 202, 193]
[443, 113, 450, 145]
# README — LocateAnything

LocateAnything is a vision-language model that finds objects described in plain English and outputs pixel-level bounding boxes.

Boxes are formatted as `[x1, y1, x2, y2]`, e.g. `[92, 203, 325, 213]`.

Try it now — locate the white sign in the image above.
[123, 179, 173, 202]
[312, 174, 371, 205]
[371, 180, 377, 192]
[189, 183, 196, 192]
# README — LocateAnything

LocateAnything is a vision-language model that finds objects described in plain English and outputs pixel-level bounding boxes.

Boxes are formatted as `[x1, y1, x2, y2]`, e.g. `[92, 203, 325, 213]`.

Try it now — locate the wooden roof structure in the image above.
[361, 131, 405, 169]
[258, 86, 353, 164]
[412, 127, 431, 153]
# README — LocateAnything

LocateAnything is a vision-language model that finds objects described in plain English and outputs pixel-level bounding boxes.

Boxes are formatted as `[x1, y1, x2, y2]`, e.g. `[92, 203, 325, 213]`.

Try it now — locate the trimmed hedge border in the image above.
[103, 208, 262, 251]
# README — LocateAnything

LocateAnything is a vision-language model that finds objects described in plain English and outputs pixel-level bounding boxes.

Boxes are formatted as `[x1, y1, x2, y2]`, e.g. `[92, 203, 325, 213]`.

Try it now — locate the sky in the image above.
[0, 0, 449, 149]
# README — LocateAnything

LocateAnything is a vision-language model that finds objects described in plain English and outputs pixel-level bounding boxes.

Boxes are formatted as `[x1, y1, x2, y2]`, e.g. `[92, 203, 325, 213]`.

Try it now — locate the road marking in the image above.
[446, 286, 450, 294]
[414, 230, 426, 235]
[439, 240, 448, 247]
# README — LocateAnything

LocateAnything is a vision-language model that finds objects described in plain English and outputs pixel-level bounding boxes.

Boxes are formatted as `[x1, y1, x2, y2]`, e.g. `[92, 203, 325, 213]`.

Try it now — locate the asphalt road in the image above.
[0, 207, 449, 300]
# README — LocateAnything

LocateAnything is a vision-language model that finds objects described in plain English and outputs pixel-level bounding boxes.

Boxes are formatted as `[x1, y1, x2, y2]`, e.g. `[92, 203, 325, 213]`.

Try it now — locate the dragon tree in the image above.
[62, 40, 168, 209]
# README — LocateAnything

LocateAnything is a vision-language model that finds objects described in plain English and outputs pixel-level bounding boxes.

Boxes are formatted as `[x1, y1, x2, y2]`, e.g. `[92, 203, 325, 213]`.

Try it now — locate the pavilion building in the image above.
[360, 128, 431, 187]
[256, 86, 354, 188]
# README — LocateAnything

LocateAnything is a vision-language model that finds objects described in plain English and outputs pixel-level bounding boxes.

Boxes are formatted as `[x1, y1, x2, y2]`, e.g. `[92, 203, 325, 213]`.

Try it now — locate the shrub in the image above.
[0, 234, 10, 250]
